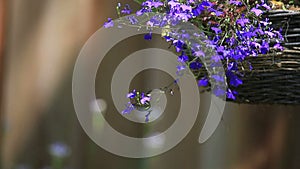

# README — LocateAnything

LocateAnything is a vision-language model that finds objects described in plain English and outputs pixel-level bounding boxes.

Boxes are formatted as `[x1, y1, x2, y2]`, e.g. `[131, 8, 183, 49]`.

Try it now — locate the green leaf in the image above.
[116, 5, 121, 17]
[134, 0, 146, 4]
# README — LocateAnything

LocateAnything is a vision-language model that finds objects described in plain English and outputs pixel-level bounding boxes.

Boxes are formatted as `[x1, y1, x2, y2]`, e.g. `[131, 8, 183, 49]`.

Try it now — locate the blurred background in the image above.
[1, 0, 300, 169]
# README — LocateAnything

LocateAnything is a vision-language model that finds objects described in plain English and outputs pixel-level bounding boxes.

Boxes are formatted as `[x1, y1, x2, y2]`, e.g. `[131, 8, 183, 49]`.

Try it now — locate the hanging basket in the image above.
[233, 10, 300, 104]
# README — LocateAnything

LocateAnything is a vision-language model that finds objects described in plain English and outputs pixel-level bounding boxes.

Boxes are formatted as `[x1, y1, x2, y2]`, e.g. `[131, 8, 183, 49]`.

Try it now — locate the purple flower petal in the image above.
[260, 41, 269, 54]
[213, 87, 226, 96]
[178, 53, 189, 63]
[189, 62, 202, 70]
[274, 43, 283, 50]
[168, 1, 180, 8]
[104, 18, 114, 28]
[176, 65, 186, 71]
[229, 74, 243, 87]
[229, 0, 242, 5]
[121, 4, 132, 14]
[141, 96, 151, 104]
[127, 16, 138, 25]
[227, 89, 238, 100]
[122, 102, 135, 114]
[192, 5, 205, 16]
[198, 77, 209, 87]
[127, 89, 136, 98]
[194, 50, 205, 57]
[251, 8, 263, 16]
[236, 17, 249, 27]
[212, 74, 225, 82]
[201, 1, 213, 7]
[209, 9, 223, 16]
[261, 3, 271, 10]
[144, 32, 152, 40]
[180, 4, 192, 11]
[211, 27, 222, 34]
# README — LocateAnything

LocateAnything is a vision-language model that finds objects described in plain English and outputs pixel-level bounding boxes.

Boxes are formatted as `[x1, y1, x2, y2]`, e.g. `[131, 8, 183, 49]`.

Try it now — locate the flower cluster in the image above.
[105, 0, 283, 113]
[122, 90, 151, 115]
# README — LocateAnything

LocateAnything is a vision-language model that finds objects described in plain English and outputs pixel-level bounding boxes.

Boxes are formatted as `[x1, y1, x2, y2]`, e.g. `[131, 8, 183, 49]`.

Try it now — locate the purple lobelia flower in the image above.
[213, 86, 226, 96]
[274, 43, 284, 50]
[201, 1, 213, 7]
[192, 4, 205, 16]
[144, 32, 152, 40]
[103, 18, 114, 28]
[178, 52, 189, 63]
[105, 0, 283, 102]
[211, 27, 222, 34]
[127, 16, 138, 25]
[189, 61, 202, 69]
[227, 89, 238, 100]
[198, 77, 209, 87]
[127, 89, 137, 98]
[122, 102, 135, 114]
[261, 3, 271, 10]
[121, 4, 132, 14]
[260, 41, 270, 54]
[227, 71, 243, 87]
[194, 50, 205, 57]
[140, 95, 151, 104]
[180, 4, 192, 12]
[143, 0, 164, 8]
[251, 8, 263, 16]
[209, 8, 223, 16]
[229, 0, 242, 5]
[124, 90, 152, 113]
[212, 74, 225, 82]
[236, 15, 250, 27]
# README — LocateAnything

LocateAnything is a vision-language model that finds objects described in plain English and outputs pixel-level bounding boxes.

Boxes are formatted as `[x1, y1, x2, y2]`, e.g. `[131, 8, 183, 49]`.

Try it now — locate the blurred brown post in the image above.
[0, 1, 5, 104]
[0, 0, 5, 167]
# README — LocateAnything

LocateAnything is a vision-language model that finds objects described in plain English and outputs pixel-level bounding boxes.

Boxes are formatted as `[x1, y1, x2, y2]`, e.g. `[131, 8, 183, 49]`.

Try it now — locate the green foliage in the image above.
[134, 0, 146, 4]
